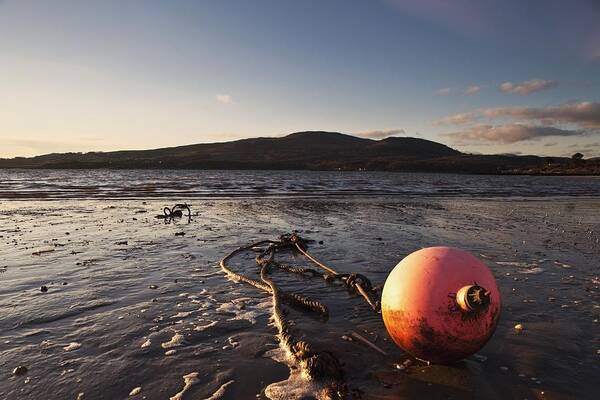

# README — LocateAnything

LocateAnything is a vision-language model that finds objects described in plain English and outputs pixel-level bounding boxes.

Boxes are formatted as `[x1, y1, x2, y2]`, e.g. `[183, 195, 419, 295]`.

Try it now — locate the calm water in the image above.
[1, 169, 600, 199]
[1, 171, 599, 399]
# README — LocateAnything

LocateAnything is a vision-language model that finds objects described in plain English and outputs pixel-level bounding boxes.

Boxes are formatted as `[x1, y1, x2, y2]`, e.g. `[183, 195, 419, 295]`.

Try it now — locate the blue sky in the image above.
[1, 0, 599, 158]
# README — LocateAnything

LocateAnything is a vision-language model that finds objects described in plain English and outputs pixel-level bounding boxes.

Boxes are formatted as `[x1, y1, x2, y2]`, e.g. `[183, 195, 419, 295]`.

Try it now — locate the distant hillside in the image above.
[0, 131, 597, 174]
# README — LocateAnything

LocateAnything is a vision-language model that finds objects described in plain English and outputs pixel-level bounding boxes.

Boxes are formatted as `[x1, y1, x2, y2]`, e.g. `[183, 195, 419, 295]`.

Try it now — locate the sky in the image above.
[1, 0, 599, 158]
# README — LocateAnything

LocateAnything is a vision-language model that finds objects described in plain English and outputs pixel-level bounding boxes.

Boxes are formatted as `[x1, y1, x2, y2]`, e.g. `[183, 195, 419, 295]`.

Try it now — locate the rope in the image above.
[156, 203, 192, 222]
[219, 240, 329, 315]
[285, 232, 381, 312]
[218, 232, 382, 394]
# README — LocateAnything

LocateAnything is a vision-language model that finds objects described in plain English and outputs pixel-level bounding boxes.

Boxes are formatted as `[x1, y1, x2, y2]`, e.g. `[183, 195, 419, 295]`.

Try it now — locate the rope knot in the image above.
[278, 232, 308, 250]
[342, 273, 373, 291]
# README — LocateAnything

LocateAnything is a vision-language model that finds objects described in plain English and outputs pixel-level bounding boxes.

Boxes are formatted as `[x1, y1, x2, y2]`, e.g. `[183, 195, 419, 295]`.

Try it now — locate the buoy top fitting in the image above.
[456, 284, 491, 313]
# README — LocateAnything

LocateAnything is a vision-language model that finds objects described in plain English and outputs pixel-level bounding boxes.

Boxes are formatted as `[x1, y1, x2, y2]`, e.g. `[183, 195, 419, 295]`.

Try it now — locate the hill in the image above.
[0, 131, 597, 174]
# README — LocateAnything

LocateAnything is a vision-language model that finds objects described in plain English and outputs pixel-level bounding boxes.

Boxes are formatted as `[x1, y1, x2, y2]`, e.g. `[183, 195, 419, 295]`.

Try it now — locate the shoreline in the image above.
[1, 166, 599, 176]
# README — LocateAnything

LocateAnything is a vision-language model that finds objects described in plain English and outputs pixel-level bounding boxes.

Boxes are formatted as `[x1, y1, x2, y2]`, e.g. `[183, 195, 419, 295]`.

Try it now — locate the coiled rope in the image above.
[156, 203, 192, 222]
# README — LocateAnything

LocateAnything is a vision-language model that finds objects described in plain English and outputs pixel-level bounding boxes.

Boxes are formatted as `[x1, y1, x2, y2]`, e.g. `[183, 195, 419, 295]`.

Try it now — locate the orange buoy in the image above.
[381, 247, 501, 364]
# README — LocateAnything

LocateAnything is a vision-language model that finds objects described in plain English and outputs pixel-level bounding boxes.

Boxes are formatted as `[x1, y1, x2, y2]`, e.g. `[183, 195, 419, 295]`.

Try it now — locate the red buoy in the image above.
[381, 247, 501, 364]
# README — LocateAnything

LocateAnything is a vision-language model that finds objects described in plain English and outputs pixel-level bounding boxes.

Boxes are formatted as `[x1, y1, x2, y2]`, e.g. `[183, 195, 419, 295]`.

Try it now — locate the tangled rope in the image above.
[283, 233, 380, 312]
[155, 203, 192, 223]
[219, 232, 382, 396]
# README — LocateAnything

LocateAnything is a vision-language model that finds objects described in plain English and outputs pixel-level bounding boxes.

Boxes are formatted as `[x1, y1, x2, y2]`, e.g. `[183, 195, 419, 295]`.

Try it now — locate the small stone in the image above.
[174, 232, 185, 237]
[40, 286, 48, 293]
[514, 323, 524, 332]
[129, 387, 142, 396]
[148, 285, 158, 290]
[62, 282, 68, 285]
[165, 350, 177, 356]
[12, 366, 28, 375]
[341, 335, 352, 342]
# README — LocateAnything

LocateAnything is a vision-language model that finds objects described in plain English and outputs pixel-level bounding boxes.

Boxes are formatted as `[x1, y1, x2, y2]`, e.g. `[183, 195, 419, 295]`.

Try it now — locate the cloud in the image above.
[482, 102, 600, 128]
[498, 79, 558, 95]
[497, 151, 523, 156]
[444, 124, 582, 144]
[356, 128, 405, 139]
[436, 85, 483, 96]
[465, 85, 481, 95]
[436, 101, 600, 129]
[433, 112, 475, 126]
[215, 94, 233, 104]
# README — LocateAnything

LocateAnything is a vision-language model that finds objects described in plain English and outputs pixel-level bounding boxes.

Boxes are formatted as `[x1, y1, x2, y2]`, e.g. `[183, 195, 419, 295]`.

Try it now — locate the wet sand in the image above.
[1, 197, 599, 399]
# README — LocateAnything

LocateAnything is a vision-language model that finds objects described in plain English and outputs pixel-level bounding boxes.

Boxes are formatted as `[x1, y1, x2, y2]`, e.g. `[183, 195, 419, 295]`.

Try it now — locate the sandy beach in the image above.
[3, 1, 600, 398]
[1, 195, 599, 399]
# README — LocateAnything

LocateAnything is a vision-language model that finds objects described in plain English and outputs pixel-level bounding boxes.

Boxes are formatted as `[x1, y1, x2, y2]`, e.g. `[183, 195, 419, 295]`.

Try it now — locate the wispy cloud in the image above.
[465, 85, 481, 95]
[435, 85, 483, 96]
[436, 101, 600, 129]
[433, 112, 475, 126]
[482, 101, 600, 128]
[215, 94, 233, 104]
[498, 79, 558, 95]
[444, 124, 582, 143]
[356, 128, 405, 139]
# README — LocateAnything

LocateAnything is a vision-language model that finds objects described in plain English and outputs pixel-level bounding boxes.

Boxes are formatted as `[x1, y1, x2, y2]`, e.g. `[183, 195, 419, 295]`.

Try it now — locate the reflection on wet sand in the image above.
[0, 197, 599, 399]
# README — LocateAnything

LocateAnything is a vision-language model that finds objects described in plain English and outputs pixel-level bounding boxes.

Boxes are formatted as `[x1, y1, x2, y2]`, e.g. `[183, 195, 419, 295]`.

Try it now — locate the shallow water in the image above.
[1, 169, 600, 199]
[1, 173, 599, 399]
